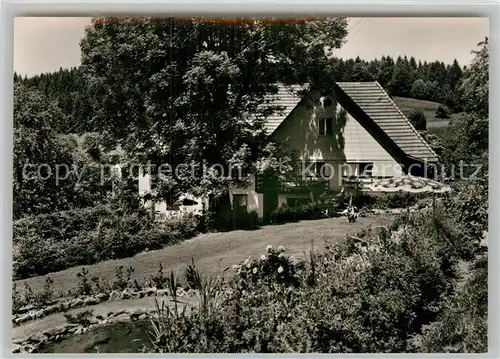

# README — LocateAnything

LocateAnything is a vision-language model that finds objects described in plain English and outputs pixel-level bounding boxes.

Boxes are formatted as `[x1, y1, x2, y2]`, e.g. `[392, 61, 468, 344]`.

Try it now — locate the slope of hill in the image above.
[392, 96, 461, 130]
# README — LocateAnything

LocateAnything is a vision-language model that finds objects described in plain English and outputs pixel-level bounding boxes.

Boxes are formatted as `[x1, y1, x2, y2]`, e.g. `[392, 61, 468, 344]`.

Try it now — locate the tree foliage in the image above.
[13, 84, 111, 219]
[406, 109, 427, 131]
[330, 55, 465, 111]
[460, 37, 488, 118]
[79, 17, 348, 202]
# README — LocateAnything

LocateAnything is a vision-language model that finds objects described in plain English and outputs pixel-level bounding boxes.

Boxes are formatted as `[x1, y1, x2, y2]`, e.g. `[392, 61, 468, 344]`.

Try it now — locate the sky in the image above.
[13, 17, 489, 77]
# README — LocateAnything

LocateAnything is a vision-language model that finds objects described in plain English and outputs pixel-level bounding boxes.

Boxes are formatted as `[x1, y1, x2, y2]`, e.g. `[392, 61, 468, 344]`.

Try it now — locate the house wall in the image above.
[138, 92, 404, 218]
[229, 175, 264, 218]
[271, 92, 402, 190]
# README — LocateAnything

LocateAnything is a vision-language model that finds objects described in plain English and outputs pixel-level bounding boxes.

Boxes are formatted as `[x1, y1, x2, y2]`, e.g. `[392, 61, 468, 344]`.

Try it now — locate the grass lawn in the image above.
[14, 216, 393, 295]
[392, 96, 461, 135]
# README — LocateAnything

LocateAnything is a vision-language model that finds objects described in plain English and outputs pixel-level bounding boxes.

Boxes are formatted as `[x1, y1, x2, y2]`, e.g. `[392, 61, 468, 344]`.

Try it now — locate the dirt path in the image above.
[15, 216, 392, 295]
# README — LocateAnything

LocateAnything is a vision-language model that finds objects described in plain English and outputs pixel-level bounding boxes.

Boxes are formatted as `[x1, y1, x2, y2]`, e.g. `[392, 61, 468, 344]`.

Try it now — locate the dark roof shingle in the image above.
[263, 84, 305, 134]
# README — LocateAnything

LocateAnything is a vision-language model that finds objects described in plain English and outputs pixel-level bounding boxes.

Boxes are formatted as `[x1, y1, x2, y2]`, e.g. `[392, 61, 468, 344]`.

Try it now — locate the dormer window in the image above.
[319, 117, 333, 136]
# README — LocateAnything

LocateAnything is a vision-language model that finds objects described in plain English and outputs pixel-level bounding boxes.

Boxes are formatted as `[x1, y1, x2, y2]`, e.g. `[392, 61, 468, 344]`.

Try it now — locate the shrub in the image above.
[435, 105, 451, 119]
[412, 254, 487, 352]
[375, 192, 423, 209]
[145, 204, 483, 353]
[13, 206, 201, 279]
[407, 109, 427, 131]
[232, 207, 259, 230]
[350, 192, 423, 210]
[270, 202, 325, 224]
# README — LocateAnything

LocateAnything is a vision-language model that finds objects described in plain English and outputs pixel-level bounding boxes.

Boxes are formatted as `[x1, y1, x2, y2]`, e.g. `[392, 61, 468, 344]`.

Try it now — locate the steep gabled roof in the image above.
[335, 82, 438, 162]
[263, 84, 305, 134]
[263, 82, 438, 163]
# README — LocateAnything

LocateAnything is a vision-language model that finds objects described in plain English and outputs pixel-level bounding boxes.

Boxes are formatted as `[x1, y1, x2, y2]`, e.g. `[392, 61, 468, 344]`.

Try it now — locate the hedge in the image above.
[13, 205, 201, 280]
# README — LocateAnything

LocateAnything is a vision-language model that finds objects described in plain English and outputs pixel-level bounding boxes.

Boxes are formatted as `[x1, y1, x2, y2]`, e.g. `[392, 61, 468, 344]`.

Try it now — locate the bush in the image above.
[232, 207, 259, 230]
[270, 202, 326, 225]
[375, 192, 423, 209]
[407, 110, 427, 131]
[350, 192, 423, 210]
[13, 206, 201, 279]
[435, 105, 451, 119]
[412, 254, 487, 352]
[146, 205, 476, 353]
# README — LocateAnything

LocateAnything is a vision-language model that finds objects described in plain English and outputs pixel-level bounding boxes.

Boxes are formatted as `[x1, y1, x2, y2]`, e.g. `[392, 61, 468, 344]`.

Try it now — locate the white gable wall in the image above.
[271, 94, 402, 191]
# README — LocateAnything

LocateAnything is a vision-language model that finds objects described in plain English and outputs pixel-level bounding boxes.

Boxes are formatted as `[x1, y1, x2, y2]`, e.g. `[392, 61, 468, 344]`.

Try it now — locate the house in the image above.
[139, 81, 438, 220]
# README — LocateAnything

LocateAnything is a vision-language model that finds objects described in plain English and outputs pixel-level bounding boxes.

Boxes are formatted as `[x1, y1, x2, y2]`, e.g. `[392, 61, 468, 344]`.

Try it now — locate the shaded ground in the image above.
[15, 216, 392, 296]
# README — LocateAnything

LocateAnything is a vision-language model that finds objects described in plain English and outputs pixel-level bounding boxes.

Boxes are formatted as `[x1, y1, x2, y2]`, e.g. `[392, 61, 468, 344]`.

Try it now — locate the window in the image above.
[318, 118, 333, 136]
[359, 163, 374, 177]
[233, 194, 248, 208]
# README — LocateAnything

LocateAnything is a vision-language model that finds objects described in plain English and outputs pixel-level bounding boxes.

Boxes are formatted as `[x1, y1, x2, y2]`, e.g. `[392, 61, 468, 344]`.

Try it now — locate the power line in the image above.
[351, 18, 368, 38]
[350, 18, 363, 33]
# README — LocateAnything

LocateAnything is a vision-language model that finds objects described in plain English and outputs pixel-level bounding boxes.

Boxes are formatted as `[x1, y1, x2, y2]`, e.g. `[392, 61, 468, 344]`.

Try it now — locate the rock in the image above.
[84, 296, 99, 306]
[176, 288, 186, 297]
[70, 298, 84, 308]
[109, 290, 120, 301]
[43, 304, 59, 316]
[113, 310, 127, 317]
[15, 313, 31, 324]
[95, 293, 109, 302]
[74, 327, 83, 335]
[120, 289, 131, 300]
[115, 313, 130, 323]
[186, 289, 197, 297]
[12, 344, 21, 353]
[96, 313, 107, 320]
[33, 310, 45, 319]
[17, 304, 36, 314]
[43, 324, 72, 338]
[67, 326, 79, 334]
[27, 332, 45, 344]
[157, 289, 168, 297]
[145, 287, 157, 296]
[138, 313, 148, 321]
[135, 290, 146, 298]
[130, 309, 144, 321]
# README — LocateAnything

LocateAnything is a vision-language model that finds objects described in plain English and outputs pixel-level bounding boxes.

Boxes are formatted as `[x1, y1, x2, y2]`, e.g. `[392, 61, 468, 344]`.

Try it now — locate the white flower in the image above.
[289, 256, 297, 265]
[260, 255, 267, 261]
[278, 245, 285, 253]
[277, 266, 284, 274]
[252, 267, 258, 274]
[266, 245, 273, 253]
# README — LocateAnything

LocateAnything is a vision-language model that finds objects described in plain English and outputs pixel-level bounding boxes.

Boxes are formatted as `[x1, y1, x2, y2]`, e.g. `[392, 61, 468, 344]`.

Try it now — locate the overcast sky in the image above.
[14, 17, 489, 77]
